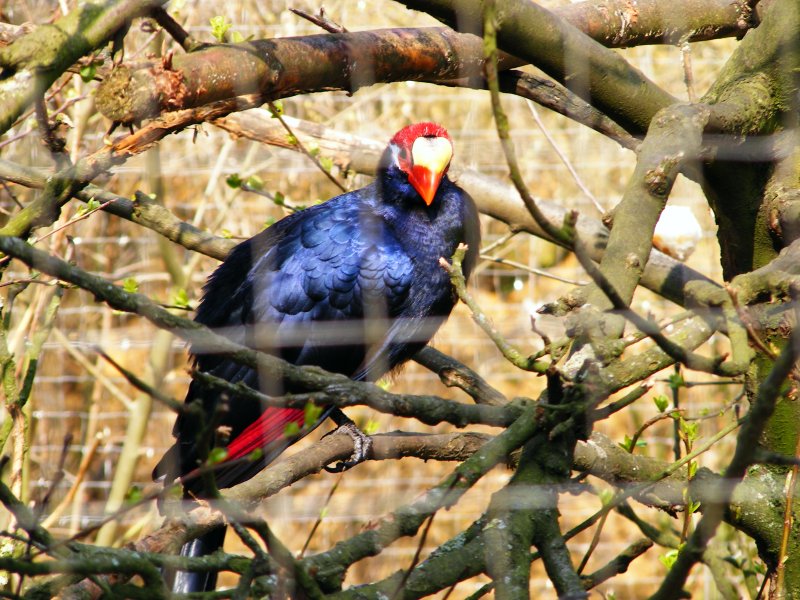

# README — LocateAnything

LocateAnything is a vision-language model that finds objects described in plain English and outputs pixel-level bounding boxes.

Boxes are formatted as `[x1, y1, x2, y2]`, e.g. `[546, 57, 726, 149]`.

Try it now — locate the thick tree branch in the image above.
[699, 0, 800, 278]
[413, 346, 508, 406]
[400, 0, 676, 134]
[557, 0, 757, 47]
[583, 104, 709, 334]
[764, 135, 800, 247]
[95, 28, 523, 124]
[190, 369, 521, 430]
[93, 0, 756, 129]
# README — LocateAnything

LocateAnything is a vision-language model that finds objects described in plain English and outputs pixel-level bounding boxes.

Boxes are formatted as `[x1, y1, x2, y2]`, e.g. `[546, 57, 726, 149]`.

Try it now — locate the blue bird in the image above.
[155, 122, 480, 592]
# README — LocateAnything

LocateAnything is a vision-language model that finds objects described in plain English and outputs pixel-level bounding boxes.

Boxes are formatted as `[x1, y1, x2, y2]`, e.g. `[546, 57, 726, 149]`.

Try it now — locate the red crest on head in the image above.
[387, 123, 453, 206]
[390, 122, 451, 148]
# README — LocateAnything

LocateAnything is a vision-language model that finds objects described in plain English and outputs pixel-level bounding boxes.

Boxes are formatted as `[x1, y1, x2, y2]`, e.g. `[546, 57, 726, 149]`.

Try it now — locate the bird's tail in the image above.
[163, 525, 227, 593]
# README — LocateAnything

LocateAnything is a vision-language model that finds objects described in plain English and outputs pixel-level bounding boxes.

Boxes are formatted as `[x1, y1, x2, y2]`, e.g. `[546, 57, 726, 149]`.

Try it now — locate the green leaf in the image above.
[220, 229, 233, 239]
[285, 133, 298, 145]
[172, 288, 190, 309]
[598, 488, 615, 507]
[209, 15, 232, 42]
[688, 461, 698, 478]
[653, 394, 669, 412]
[79, 63, 96, 83]
[207, 447, 229, 465]
[230, 30, 244, 43]
[247, 448, 263, 462]
[263, 217, 276, 229]
[122, 277, 138, 293]
[245, 174, 264, 190]
[0, 541, 14, 557]
[124, 485, 143, 504]
[668, 372, 685, 390]
[273, 191, 285, 206]
[307, 143, 320, 157]
[619, 435, 634, 452]
[689, 500, 701, 514]
[362, 419, 380, 436]
[284, 421, 300, 437]
[76, 197, 100, 216]
[319, 156, 334, 173]
[659, 549, 679, 570]
[165, 484, 183, 500]
[269, 101, 284, 118]
[304, 402, 323, 428]
[679, 418, 699, 443]
[226, 173, 243, 188]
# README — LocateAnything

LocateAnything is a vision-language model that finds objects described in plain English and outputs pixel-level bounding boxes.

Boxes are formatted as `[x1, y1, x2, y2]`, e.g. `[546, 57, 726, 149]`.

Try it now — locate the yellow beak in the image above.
[407, 136, 453, 206]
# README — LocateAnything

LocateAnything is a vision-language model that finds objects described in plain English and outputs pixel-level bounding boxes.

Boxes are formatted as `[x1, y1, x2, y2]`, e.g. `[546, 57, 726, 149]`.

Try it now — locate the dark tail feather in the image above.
[164, 526, 227, 593]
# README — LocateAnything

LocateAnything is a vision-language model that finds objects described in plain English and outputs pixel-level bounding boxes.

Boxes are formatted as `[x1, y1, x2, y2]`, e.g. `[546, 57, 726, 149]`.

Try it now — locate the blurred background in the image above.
[0, 1, 746, 596]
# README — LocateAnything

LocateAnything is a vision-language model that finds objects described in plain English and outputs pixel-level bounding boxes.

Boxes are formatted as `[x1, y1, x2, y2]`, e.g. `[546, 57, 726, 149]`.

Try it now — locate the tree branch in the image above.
[400, 0, 677, 134]
[94, 28, 524, 124]
[0, 0, 167, 134]
[413, 346, 508, 406]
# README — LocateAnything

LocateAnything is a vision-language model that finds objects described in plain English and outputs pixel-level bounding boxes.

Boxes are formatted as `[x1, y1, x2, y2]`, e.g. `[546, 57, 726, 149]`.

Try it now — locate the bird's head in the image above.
[382, 122, 453, 206]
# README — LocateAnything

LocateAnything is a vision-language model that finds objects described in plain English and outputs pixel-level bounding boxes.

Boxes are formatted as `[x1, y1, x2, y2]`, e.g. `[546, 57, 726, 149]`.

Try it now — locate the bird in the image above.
[154, 122, 481, 592]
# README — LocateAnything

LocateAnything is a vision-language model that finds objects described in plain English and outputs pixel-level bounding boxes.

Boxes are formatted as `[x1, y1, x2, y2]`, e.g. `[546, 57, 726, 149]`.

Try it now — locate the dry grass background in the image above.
[0, 0, 749, 597]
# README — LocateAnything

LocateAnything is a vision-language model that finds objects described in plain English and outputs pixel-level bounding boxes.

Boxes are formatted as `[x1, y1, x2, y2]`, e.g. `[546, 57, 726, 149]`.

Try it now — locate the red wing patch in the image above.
[225, 407, 306, 460]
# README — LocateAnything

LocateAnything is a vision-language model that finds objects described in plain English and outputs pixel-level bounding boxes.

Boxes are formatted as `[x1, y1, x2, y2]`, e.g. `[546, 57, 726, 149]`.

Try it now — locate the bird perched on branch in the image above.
[154, 122, 480, 592]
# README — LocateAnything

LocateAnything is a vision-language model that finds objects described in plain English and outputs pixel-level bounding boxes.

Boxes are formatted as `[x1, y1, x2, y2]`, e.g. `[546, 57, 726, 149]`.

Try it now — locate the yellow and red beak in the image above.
[407, 136, 453, 206]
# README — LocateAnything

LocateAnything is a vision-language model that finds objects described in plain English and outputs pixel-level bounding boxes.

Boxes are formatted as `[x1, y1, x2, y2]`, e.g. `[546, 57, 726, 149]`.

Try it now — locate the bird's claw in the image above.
[323, 421, 373, 473]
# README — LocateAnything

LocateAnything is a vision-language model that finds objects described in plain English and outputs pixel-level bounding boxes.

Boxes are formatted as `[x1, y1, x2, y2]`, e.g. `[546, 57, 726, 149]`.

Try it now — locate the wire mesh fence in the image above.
[0, 1, 748, 597]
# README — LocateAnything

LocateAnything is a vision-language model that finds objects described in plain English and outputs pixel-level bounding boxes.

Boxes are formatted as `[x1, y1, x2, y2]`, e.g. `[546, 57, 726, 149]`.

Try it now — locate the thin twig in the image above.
[480, 253, 587, 285]
[267, 102, 347, 193]
[479, 229, 517, 255]
[680, 41, 697, 103]
[441, 245, 548, 373]
[289, 7, 348, 33]
[628, 411, 683, 454]
[41, 433, 103, 529]
[527, 101, 604, 213]
[299, 473, 343, 558]
[775, 422, 800, 593]
[393, 512, 438, 599]
[151, 6, 203, 52]
[29, 199, 116, 246]
[94, 346, 185, 413]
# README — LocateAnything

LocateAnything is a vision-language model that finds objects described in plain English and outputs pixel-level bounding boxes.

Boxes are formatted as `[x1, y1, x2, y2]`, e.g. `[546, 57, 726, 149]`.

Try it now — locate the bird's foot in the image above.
[323, 412, 373, 473]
